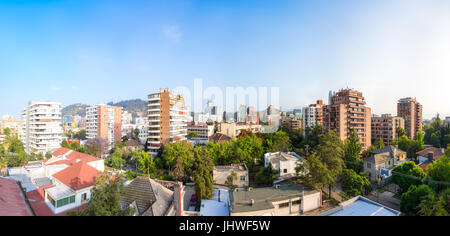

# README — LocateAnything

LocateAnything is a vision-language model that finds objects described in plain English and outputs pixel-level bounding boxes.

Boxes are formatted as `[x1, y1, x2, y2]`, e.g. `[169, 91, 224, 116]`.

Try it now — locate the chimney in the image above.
[427, 152, 434, 162]
[174, 182, 184, 216]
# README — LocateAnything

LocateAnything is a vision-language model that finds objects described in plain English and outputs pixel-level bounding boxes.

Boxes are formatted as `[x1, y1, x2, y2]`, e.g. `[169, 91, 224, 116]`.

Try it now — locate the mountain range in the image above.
[62, 99, 147, 119]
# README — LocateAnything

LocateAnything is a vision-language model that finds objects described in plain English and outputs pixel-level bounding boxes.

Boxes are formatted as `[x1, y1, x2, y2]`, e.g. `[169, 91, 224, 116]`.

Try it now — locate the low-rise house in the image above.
[6, 147, 105, 216]
[229, 184, 321, 216]
[0, 177, 34, 216]
[363, 146, 407, 182]
[317, 196, 401, 216]
[417, 147, 446, 171]
[209, 133, 232, 144]
[213, 164, 249, 188]
[120, 176, 179, 216]
[264, 152, 305, 178]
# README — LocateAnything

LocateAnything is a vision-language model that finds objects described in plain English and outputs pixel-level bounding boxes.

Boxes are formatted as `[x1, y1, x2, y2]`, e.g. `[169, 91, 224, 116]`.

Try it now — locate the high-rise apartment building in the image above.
[323, 89, 372, 149]
[371, 114, 405, 146]
[247, 106, 258, 124]
[21, 101, 63, 154]
[302, 100, 325, 130]
[147, 88, 188, 156]
[86, 105, 122, 147]
[397, 97, 423, 140]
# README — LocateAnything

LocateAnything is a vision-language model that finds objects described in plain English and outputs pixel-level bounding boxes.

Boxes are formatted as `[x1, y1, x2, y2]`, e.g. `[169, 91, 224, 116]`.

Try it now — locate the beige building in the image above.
[363, 146, 407, 182]
[218, 123, 262, 138]
[147, 88, 188, 156]
[324, 89, 372, 149]
[371, 114, 405, 146]
[397, 97, 423, 140]
[229, 184, 321, 216]
[187, 122, 214, 139]
[0, 116, 22, 138]
[213, 164, 249, 188]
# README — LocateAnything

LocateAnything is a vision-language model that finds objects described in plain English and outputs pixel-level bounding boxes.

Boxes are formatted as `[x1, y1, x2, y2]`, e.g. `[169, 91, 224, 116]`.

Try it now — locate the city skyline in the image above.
[1, 0, 449, 119]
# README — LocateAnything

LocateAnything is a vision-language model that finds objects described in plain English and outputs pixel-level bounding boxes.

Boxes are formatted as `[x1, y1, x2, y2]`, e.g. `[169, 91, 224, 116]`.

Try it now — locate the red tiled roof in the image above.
[209, 133, 232, 143]
[52, 147, 72, 157]
[416, 147, 445, 160]
[46, 149, 101, 166]
[26, 185, 87, 216]
[0, 177, 33, 216]
[419, 161, 432, 172]
[52, 161, 100, 190]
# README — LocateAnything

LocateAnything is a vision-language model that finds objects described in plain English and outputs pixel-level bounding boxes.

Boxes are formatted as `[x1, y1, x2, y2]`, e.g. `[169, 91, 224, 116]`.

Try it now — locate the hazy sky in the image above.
[0, 0, 449, 119]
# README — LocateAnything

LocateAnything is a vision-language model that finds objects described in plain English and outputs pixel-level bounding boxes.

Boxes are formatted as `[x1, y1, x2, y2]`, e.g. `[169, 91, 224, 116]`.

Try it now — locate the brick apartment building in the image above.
[371, 114, 405, 146]
[397, 97, 423, 140]
[86, 105, 122, 148]
[323, 89, 371, 149]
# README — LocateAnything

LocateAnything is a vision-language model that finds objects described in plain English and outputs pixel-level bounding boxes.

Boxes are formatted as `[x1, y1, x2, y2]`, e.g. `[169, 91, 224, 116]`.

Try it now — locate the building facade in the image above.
[323, 89, 372, 149]
[21, 101, 64, 154]
[302, 100, 325, 129]
[371, 114, 405, 146]
[213, 164, 249, 188]
[86, 105, 123, 148]
[397, 97, 423, 140]
[147, 88, 188, 156]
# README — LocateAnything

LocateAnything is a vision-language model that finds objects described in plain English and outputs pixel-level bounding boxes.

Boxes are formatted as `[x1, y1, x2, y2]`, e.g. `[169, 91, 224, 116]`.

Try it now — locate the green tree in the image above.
[61, 139, 69, 148]
[378, 137, 385, 150]
[341, 169, 372, 197]
[400, 184, 435, 216]
[187, 132, 199, 139]
[45, 151, 52, 159]
[7, 136, 25, 154]
[425, 155, 450, 193]
[105, 149, 126, 170]
[343, 130, 363, 173]
[173, 157, 185, 182]
[68, 174, 134, 216]
[418, 193, 449, 216]
[3, 128, 11, 137]
[192, 147, 214, 202]
[391, 161, 426, 193]
[136, 150, 156, 178]
[255, 164, 279, 186]
[317, 131, 345, 198]
[225, 172, 238, 189]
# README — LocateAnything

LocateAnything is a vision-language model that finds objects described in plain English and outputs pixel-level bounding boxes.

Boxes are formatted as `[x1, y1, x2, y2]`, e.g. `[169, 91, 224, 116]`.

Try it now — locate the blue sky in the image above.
[0, 0, 449, 119]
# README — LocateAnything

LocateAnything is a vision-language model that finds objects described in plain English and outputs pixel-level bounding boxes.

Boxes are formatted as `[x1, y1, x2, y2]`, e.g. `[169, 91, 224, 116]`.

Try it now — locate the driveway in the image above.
[367, 191, 400, 211]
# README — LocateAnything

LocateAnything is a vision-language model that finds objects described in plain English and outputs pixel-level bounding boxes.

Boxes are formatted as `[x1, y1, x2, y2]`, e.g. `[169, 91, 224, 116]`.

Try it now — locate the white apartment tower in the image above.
[147, 88, 188, 156]
[21, 101, 63, 154]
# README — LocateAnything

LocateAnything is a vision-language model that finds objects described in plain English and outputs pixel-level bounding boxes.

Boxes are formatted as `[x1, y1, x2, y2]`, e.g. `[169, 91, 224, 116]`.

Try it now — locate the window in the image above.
[82, 193, 88, 202]
[367, 163, 372, 169]
[240, 176, 246, 181]
[279, 202, 290, 208]
[283, 169, 288, 173]
[292, 200, 301, 205]
[56, 195, 76, 208]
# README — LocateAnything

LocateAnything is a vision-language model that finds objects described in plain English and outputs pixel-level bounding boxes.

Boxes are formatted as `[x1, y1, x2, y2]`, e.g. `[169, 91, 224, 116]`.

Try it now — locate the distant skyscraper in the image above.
[237, 105, 247, 123]
[397, 97, 423, 140]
